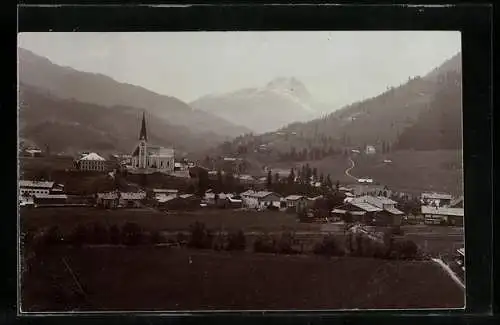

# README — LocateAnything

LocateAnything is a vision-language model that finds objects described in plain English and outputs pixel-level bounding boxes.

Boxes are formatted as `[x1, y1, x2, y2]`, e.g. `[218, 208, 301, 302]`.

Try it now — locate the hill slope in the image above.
[190, 77, 321, 134]
[18, 48, 250, 138]
[281, 52, 462, 150]
[19, 84, 229, 155]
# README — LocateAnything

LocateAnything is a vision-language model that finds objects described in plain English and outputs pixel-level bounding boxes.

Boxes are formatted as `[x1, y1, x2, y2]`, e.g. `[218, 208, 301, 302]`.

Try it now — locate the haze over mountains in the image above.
[191, 77, 332, 133]
[18, 48, 251, 154]
[213, 52, 462, 158]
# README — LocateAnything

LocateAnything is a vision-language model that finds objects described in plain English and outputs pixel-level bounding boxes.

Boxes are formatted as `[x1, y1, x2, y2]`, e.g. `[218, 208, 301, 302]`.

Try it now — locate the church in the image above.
[130, 112, 175, 174]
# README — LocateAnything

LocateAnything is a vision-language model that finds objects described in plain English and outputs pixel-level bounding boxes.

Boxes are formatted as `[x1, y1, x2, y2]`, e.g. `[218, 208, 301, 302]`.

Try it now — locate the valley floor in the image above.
[21, 246, 465, 312]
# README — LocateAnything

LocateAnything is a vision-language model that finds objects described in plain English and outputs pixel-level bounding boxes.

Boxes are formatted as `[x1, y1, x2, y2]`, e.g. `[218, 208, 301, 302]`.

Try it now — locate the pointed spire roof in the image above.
[139, 111, 147, 141]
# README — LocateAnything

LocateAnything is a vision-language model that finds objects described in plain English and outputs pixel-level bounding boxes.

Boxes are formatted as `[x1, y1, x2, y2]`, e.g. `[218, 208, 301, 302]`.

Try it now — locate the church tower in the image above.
[138, 111, 148, 169]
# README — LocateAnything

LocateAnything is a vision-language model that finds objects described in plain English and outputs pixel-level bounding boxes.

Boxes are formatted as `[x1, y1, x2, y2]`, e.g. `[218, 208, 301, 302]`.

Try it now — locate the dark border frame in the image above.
[5, 2, 494, 324]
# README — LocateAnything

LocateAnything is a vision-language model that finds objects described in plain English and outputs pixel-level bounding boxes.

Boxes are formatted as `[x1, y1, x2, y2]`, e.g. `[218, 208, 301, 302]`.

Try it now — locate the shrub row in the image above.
[29, 222, 421, 260]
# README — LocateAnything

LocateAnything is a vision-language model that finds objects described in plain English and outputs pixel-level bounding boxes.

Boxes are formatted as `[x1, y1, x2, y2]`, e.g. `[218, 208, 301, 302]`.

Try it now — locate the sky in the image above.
[18, 31, 461, 109]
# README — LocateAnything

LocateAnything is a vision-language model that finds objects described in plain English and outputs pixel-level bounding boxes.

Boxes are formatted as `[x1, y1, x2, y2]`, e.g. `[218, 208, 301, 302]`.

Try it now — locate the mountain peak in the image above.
[266, 77, 311, 101]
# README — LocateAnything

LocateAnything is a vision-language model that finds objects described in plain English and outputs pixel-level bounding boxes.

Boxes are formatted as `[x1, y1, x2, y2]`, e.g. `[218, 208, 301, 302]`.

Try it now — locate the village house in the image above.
[332, 195, 404, 226]
[130, 112, 175, 174]
[33, 193, 68, 206]
[96, 191, 147, 209]
[365, 145, 376, 155]
[421, 192, 453, 207]
[284, 195, 309, 212]
[152, 188, 179, 201]
[241, 190, 282, 210]
[76, 152, 107, 172]
[449, 196, 464, 208]
[19, 180, 65, 197]
[421, 205, 464, 226]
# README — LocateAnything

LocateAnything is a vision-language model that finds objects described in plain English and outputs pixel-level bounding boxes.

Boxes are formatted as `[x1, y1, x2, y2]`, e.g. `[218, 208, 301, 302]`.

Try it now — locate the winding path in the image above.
[345, 158, 358, 181]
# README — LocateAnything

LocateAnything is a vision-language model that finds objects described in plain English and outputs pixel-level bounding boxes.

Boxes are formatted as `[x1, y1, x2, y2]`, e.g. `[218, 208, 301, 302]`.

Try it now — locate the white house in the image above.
[19, 180, 64, 197]
[365, 145, 376, 155]
[78, 152, 107, 172]
[421, 205, 464, 225]
[241, 190, 282, 210]
[421, 192, 453, 207]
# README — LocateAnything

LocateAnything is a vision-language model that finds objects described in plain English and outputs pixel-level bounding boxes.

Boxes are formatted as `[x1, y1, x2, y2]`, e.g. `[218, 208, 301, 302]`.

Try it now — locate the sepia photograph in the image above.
[18, 31, 465, 312]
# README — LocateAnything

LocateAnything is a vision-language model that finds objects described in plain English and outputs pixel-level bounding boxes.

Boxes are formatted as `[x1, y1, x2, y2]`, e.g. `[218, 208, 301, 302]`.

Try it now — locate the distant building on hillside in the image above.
[365, 145, 376, 155]
[130, 112, 175, 174]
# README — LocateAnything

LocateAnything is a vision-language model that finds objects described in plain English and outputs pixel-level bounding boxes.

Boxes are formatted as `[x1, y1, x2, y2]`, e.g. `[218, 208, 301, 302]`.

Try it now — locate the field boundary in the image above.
[431, 258, 465, 290]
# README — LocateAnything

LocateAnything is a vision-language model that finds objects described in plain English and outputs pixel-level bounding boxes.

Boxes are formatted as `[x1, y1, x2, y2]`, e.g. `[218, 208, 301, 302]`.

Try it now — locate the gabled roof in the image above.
[19, 180, 55, 189]
[80, 152, 106, 161]
[421, 192, 452, 200]
[350, 201, 383, 212]
[253, 191, 279, 199]
[285, 195, 306, 201]
[33, 194, 68, 200]
[376, 196, 397, 205]
[384, 206, 405, 215]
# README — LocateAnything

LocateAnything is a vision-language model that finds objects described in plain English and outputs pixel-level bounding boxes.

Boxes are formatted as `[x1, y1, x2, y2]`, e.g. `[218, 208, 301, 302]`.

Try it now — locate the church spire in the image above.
[139, 111, 147, 141]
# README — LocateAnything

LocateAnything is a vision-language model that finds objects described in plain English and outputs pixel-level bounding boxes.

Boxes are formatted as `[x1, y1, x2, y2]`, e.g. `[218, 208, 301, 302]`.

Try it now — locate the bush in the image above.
[150, 230, 164, 245]
[109, 225, 121, 245]
[313, 235, 345, 256]
[275, 231, 299, 254]
[226, 230, 246, 251]
[122, 222, 143, 246]
[90, 222, 109, 244]
[391, 240, 419, 260]
[253, 234, 276, 253]
[188, 222, 213, 249]
[390, 225, 404, 236]
[176, 232, 188, 246]
[69, 224, 89, 247]
[211, 232, 225, 251]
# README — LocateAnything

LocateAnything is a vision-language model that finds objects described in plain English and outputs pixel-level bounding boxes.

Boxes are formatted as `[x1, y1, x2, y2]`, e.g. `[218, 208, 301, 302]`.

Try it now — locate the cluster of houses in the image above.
[419, 192, 464, 226]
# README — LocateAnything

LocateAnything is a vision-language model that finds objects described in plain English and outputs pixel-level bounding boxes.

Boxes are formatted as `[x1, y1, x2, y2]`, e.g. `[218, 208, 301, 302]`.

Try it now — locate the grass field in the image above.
[350, 149, 463, 195]
[21, 207, 321, 233]
[21, 246, 465, 312]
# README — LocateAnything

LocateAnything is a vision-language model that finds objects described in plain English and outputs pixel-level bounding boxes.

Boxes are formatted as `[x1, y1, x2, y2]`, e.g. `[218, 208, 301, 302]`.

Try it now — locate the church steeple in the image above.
[139, 111, 148, 141]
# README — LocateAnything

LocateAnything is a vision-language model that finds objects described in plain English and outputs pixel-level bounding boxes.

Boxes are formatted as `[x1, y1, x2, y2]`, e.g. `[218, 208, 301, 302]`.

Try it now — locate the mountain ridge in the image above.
[18, 47, 251, 138]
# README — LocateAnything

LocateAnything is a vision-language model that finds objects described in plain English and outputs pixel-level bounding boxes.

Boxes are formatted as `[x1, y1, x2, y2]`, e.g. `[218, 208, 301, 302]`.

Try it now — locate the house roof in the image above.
[421, 192, 452, 200]
[157, 195, 177, 203]
[421, 206, 464, 217]
[132, 145, 174, 158]
[80, 152, 106, 161]
[19, 180, 55, 189]
[120, 192, 147, 200]
[285, 195, 305, 201]
[179, 194, 194, 199]
[449, 196, 464, 207]
[153, 189, 178, 193]
[376, 196, 397, 205]
[384, 206, 405, 215]
[253, 191, 278, 199]
[350, 201, 383, 212]
[33, 194, 68, 200]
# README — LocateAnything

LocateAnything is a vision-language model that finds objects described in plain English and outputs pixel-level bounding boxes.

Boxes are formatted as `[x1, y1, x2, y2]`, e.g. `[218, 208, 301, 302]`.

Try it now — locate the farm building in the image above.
[76, 152, 107, 172]
[421, 206, 464, 226]
[332, 195, 404, 226]
[153, 189, 179, 201]
[284, 195, 309, 212]
[240, 190, 282, 210]
[19, 180, 64, 197]
[96, 191, 146, 209]
[33, 193, 68, 205]
[365, 145, 376, 155]
[421, 192, 452, 207]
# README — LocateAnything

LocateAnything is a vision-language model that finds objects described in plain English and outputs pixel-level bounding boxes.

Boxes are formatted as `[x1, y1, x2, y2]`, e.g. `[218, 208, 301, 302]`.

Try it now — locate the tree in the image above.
[319, 173, 325, 184]
[305, 164, 312, 182]
[325, 174, 333, 189]
[312, 167, 318, 180]
[267, 170, 272, 188]
[216, 168, 223, 191]
[274, 172, 280, 184]
[122, 222, 143, 246]
[335, 180, 340, 191]
[288, 168, 295, 185]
